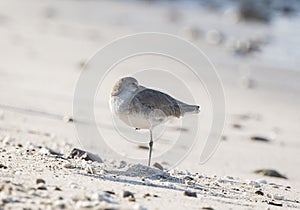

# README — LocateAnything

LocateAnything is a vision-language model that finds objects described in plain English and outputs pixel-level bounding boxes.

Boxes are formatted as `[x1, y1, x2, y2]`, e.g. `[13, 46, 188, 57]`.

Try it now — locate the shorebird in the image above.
[110, 77, 200, 166]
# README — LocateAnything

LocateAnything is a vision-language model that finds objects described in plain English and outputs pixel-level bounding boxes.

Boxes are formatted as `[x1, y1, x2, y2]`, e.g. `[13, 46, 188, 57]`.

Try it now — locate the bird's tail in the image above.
[179, 103, 201, 116]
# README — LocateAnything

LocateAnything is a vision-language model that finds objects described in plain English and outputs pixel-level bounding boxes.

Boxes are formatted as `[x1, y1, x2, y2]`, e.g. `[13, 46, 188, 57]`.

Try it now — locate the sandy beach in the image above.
[1, 0, 300, 209]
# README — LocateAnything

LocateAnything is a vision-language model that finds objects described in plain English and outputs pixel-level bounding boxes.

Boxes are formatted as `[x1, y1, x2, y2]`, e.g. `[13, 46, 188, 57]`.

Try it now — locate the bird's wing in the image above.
[129, 88, 181, 118]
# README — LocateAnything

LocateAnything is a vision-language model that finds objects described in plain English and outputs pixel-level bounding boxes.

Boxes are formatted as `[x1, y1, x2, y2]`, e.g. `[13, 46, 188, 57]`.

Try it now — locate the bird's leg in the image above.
[148, 129, 153, 167]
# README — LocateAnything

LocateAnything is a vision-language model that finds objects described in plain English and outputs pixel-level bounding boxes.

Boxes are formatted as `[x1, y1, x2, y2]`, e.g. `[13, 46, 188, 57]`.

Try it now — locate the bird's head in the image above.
[111, 77, 139, 96]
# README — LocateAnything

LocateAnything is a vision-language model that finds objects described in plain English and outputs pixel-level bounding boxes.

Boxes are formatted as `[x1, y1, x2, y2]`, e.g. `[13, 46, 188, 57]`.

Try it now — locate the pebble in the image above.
[184, 191, 197, 198]
[119, 161, 127, 169]
[0, 163, 8, 169]
[138, 145, 149, 150]
[104, 191, 115, 195]
[268, 201, 283, 207]
[247, 180, 261, 188]
[273, 194, 284, 200]
[256, 179, 267, 184]
[36, 179, 46, 185]
[255, 190, 264, 196]
[184, 176, 194, 181]
[36, 183, 47, 190]
[0, 192, 13, 203]
[46, 147, 62, 156]
[153, 162, 163, 171]
[128, 197, 136, 202]
[63, 163, 75, 169]
[54, 186, 62, 191]
[123, 191, 134, 198]
[53, 200, 66, 208]
[251, 136, 270, 142]
[232, 123, 243, 129]
[67, 148, 103, 163]
[202, 207, 214, 210]
[143, 193, 151, 198]
[63, 116, 74, 123]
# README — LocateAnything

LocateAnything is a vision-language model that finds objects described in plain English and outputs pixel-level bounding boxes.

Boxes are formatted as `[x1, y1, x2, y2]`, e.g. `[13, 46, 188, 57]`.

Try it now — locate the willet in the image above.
[110, 77, 200, 166]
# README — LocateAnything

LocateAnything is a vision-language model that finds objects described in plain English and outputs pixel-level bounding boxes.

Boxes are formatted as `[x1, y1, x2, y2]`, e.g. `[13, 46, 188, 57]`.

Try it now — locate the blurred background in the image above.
[0, 0, 300, 188]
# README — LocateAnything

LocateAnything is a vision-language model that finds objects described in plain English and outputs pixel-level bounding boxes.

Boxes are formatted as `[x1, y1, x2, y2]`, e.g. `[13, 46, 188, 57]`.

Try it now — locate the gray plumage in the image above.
[110, 77, 201, 166]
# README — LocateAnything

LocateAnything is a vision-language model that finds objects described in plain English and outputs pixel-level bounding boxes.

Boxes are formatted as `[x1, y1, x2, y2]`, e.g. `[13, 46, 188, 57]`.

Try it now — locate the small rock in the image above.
[104, 191, 115, 195]
[285, 186, 291, 190]
[128, 197, 136, 202]
[36, 183, 47, 190]
[67, 148, 103, 163]
[143, 193, 151, 198]
[123, 191, 134, 198]
[153, 162, 163, 171]
[268, 201, 283, 207]
[251, 136, 270, 142]
[63, 163, 75, 169]
[184, 176, 194, 181]
[36, 179, 46, 185]
[256, 179, 267, 184]
[138, 145, 149, 150]
[46, 147, 62, 156]
[184, 191, 197, 198]
[63, 116, 74, 123]
[254, 169, 287, 179]
[119, 161, 127, 169]
[53, 200, 66, 209]
[232, 123, 243, 129]
[0, 164, 8, 169]
[0, 192, 13, 204]
[54, 186, 62, 191]
[247, 180, 261, 188]
[273, 194, 284, 200]
[255, 190, 264, 196]
[202, 207, 214, 210]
